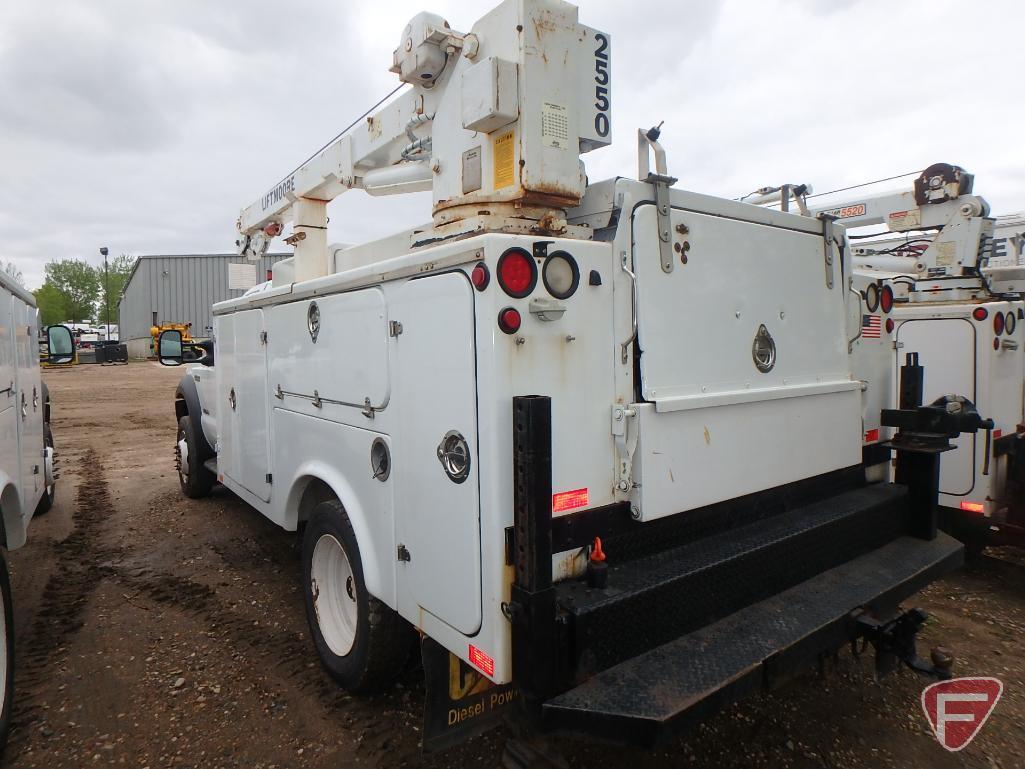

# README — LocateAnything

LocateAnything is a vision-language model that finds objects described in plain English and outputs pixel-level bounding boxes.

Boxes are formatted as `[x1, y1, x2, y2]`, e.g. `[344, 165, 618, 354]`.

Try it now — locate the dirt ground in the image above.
[3, 362, 1023, 768]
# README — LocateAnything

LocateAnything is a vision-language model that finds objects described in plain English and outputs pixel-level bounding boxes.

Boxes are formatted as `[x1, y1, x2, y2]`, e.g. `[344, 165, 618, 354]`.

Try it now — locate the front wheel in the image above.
[0, 549, 15, 753]
[176, 416, 215, 499]
[301, 500, 411, 693]
[34, 424, 55, 516]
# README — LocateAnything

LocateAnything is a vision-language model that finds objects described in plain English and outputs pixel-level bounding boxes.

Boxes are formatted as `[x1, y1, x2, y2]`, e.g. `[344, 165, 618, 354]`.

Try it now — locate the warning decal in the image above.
[493, 131, 515, 189]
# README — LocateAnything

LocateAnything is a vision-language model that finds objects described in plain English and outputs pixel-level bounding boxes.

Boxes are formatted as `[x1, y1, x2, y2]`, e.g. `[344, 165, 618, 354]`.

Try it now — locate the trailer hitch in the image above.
[853, 608, 953, 680]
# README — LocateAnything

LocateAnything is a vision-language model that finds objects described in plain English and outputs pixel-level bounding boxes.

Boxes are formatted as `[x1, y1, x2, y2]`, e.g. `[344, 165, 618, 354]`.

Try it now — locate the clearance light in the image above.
[553, 488, 589, 512]
[972, 307, 988, 321]
[497, 247, 537, 298]
[498, 307, 521, 335]
[885, 318, 894, 334]
[470, 262, 490, 291]
[994, 312, 1005, 336]
[960, 500, 985, 514]
[880, 285, 894, 313]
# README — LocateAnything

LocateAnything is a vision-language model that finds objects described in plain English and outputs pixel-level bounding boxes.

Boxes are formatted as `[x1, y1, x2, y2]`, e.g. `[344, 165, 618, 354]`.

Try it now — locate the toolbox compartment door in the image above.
[894, 318, 975, 496]
[629, 204, 861, 519]
[216, 309, 272, 501]
[392, 273, 482, 636]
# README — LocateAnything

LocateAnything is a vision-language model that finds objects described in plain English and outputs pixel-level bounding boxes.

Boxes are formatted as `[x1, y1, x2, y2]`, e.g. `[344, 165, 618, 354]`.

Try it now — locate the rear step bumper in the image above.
[542, 532, 963, 746]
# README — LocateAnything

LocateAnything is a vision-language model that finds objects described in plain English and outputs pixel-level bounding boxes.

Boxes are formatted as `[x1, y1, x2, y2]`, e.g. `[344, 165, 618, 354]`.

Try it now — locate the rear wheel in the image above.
[176, 416, 215, 499]
[0, 549, 15, 753]
[33, 424, 55, 516]
[302, 499, 411, 692]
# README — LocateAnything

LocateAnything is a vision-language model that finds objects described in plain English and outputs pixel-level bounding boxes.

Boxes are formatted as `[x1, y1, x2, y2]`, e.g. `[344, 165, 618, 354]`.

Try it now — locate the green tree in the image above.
[1, 261, 24, 287]
[33, 282, 68, 326]
[44, 258, 100, 324]
[99, 254, 135, 329]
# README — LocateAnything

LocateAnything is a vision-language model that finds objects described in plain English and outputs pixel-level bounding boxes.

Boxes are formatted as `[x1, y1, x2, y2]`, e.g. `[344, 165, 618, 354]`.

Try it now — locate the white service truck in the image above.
[803, 166, 1025, 553]
[162, 0, 989, 753]
[0, 272, 63, 751]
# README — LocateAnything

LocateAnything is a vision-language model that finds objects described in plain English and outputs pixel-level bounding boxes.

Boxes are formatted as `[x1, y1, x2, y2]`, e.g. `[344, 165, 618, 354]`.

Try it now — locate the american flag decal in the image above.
[862, 314, 882, 339]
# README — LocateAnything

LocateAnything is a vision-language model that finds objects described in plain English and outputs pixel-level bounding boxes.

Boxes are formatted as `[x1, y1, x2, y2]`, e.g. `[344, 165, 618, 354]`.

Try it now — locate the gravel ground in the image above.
[3, 362, 1023, 768]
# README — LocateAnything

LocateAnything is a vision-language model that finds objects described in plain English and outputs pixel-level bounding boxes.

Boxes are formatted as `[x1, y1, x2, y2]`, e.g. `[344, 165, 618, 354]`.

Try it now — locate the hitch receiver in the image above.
[854, 608, 953, 680]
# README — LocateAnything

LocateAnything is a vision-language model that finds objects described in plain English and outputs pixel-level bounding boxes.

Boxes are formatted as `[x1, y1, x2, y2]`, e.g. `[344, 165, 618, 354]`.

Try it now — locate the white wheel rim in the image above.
[311, 534, 358, 657]
[176, 436, 189, 479]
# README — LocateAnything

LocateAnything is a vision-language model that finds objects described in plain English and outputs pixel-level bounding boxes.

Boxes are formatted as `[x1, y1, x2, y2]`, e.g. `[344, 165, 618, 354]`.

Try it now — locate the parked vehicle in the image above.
[163, 0, 986, 755]
[0, 273, 62, 750]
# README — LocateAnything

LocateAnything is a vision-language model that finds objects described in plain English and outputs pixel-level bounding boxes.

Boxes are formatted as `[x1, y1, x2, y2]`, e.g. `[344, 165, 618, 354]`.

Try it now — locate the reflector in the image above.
[972, 307, 988, 321]
[553, 488, 589, 512]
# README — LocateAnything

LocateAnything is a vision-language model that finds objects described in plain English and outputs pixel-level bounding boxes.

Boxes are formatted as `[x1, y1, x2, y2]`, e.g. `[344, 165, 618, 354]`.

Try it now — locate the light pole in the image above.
[99, 246, 109, 342]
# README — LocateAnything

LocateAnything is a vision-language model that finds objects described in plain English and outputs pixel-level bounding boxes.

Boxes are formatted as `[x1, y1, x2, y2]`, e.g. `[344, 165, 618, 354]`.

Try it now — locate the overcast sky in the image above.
[2, 0, 1023, 289]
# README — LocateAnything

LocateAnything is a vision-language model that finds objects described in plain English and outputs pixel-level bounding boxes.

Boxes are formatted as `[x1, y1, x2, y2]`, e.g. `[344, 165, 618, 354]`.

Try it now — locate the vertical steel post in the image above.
[902, 451, 940, 541]
[899, 352, 923, 410]
[510, 395, 556, 704]
[894, 352, 939, 540]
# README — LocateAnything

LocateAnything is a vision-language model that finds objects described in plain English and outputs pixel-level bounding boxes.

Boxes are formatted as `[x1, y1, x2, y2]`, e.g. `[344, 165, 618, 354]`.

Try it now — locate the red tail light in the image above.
[960, 500, 985, 514]
[972, 307, 988, 321]
[994, 312, 1005, 335]
[879, 285, 894, 313]
[470, 262, 490, 291]
[498, 307, 521, 334]
[497, 248, 537, 298]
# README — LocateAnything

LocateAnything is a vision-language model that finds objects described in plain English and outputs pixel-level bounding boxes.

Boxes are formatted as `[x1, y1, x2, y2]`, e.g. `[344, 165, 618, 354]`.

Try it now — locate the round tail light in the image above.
[497, 248, 537, 298]
[498, 307, 521, 335]
[994, 311, 1005, 336]
[864, 283, 880, 313]
[879, 285, 894, 314]
[1006, 311, 1016, 335]
[542, 251, 580, 299]
[972, 307, 988, 321]
[470, 262, 490, 291]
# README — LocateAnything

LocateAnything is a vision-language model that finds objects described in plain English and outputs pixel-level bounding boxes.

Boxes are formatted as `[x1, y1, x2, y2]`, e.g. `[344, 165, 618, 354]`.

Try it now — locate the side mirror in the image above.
[158, 329, 184, 366]
[45, 325, 76, 365]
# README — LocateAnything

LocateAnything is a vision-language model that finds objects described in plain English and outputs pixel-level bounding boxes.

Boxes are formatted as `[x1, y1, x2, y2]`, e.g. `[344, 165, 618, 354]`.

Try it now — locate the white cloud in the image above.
[3, 0, 1023, 288]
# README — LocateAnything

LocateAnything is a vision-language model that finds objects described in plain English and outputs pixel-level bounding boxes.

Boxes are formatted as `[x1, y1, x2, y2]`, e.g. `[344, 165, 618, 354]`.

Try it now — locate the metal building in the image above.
[117, 253, 289, 358]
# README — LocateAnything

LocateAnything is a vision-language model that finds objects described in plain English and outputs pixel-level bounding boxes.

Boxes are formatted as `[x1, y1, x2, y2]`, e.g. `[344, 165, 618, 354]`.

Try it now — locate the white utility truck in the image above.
[0, 273, 63, 751]
[162, 0, 989, 753]
[802, 166, 1025, 553]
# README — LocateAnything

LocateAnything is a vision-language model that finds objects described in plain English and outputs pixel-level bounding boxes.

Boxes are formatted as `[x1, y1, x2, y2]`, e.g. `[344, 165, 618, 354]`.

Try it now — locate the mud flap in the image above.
[421, 637, 516, 752]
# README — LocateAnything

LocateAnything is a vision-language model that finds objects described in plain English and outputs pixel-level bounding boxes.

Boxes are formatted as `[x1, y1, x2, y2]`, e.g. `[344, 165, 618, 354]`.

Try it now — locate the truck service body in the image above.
[806, 167, 1025, 548]
[167, 0, 982, 751]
